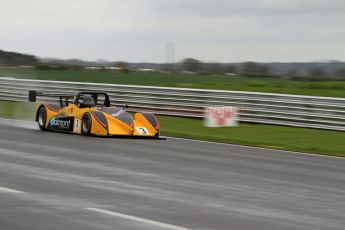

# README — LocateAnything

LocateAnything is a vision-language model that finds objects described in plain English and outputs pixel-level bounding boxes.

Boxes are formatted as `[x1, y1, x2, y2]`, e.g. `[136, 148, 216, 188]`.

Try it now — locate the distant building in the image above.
[138, 68, 156, 72]
[181, 71, 195, 74]
[17, 65, 34, 68]
[85, 66, 102, 70]
[105, 67, 121, 71]
[225, 73, 236, 76]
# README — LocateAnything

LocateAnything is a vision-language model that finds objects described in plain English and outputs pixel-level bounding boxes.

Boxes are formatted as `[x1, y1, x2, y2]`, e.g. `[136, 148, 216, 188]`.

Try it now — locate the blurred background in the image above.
[1, 0, 345, 155]
[1, 0, 345, 95]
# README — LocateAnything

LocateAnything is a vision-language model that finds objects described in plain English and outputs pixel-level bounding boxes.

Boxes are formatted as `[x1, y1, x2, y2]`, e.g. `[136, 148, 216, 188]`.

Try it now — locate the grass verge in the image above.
[159, 116, 345, 157]
[1, 100, 344, 157]
[0, 101, 36, 120]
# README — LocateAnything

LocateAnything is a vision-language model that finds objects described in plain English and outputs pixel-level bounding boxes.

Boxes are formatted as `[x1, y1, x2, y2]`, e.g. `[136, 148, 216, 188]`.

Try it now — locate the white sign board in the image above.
[204, 106, 239, 127]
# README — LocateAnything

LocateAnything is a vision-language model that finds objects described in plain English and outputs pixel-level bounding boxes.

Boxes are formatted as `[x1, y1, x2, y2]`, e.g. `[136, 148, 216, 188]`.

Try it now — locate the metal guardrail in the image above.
[1, 77, 345, 131]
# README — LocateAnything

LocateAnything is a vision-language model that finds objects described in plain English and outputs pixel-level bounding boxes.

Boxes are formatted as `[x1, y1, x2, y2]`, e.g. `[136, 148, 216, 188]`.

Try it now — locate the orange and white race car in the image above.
[29, 91, 159, 138]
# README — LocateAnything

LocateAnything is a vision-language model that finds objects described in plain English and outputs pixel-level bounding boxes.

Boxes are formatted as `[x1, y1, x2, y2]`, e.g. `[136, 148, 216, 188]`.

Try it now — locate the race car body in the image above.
[29, 91, 159, 137]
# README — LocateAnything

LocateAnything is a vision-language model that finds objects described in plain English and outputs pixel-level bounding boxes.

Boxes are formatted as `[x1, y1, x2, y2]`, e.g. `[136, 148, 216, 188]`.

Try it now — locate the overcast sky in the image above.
[0, 0, 344, 62]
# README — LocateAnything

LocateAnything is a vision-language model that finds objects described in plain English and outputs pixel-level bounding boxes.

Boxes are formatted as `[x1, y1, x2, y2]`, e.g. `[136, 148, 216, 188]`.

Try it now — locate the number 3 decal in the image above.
[137, 127, 149, 135]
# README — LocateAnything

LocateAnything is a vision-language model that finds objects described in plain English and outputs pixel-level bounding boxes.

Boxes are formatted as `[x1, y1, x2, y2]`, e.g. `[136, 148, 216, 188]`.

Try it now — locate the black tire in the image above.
[37, 106, 47, 130]
[81, 113, 92, 135]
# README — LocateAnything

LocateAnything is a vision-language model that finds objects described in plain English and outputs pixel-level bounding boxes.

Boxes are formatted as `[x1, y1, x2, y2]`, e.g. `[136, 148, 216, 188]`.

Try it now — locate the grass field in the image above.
[1, 67, 345, 98]
[1, 100, 344, 157]
[160, 116, 345, 157]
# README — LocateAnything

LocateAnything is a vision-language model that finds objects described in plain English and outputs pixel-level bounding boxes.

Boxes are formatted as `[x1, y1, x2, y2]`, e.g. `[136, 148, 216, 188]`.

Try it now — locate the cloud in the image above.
[147, 0, 345, 18]
[0, 0, 344, 62]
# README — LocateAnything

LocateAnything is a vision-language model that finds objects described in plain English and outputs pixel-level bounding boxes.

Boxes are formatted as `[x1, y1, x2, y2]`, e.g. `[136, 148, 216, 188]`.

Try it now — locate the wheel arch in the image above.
[35, 104, 45, 122]
[81, 112, 92, 135]
[35, 104, 60, 128]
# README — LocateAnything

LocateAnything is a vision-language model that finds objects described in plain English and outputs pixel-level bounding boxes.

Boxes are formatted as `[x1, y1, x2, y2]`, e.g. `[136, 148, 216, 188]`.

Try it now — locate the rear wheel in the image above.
[37, 106, 47, 130]
[81, 113, 92, 135]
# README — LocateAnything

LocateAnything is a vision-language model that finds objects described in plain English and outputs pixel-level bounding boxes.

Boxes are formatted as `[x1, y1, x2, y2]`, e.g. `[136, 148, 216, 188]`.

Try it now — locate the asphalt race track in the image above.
[0, 119, 344, 230]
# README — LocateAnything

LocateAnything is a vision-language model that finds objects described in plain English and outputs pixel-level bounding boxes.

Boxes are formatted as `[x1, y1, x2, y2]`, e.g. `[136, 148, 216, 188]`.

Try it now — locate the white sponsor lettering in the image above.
[111, 110, 125, 117]
[50, 118, 71, 128]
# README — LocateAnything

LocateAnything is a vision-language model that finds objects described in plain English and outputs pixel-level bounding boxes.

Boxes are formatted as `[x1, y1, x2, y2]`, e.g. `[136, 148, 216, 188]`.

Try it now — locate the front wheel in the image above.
[37, 106, 47, 130]
[81, 113, 92, 135]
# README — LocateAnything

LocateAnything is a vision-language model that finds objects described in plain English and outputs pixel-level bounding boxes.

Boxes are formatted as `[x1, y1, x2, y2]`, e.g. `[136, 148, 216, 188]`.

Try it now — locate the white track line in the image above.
[165, 136, 345, 160]
[86, 208, 192, 230]
[0, 186, 24, 194]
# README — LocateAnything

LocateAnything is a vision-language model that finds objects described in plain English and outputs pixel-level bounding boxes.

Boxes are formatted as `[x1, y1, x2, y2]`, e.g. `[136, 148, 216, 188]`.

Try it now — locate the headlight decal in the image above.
[91, 111, 108, 130]
[45, 104, 60, 112]
[142, 113, 159, 130]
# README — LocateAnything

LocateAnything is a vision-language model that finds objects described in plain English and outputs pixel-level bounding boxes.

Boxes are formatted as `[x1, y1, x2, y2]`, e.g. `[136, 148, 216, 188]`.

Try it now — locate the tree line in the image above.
[179, 58, 345, 79]
[1, 49, 345, 79]
[0, 50, 38, 66]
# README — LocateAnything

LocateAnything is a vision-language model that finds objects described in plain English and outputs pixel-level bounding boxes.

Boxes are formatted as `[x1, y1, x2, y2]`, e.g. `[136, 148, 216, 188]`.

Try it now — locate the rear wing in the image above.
[28, 90, 75, 102]
[28, 90, 75, 108]
[29, 90, 129, 109]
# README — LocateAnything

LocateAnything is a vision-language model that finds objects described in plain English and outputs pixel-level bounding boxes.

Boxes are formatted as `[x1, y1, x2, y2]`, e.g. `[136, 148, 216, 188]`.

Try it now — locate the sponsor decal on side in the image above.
[50, 117, 73, 130]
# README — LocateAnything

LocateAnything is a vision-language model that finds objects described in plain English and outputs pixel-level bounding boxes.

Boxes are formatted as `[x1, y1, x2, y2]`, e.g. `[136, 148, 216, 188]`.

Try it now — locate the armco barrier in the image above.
[1, 77, 345, 131]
